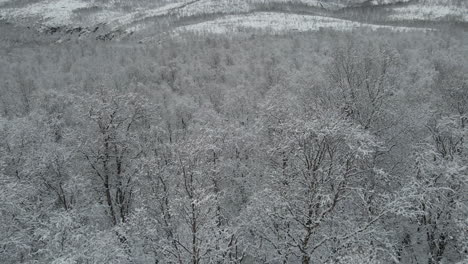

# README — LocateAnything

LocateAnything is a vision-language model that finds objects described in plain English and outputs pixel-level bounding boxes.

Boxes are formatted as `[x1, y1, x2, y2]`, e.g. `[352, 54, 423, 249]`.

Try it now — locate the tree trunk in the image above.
[191, 202, 199, 264]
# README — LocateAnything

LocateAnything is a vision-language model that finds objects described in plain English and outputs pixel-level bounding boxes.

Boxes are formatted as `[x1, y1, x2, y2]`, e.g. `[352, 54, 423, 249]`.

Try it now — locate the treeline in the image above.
[0, 29, 467, 264]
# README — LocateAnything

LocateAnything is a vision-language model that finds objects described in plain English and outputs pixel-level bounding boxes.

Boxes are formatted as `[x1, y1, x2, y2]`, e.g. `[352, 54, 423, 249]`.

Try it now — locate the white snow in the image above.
[178, 0, 251, 17]
[0, 0, 89, 26]
[108, 0, 252, 33]
[247, 0, 344, 9]
[369, 0, 411, 5]
[97, 2, 179, 31]
[0, 0, 188, 29]
[176, 12, 430, 35]
[0, 0, 454, 36]
[389, 4, 468, 22]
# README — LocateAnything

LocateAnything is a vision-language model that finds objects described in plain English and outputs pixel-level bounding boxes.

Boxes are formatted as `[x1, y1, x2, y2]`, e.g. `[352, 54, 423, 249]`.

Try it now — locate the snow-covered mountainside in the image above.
[174, 12, 429, 35]
[0, 0, 466, 40]
[389, 4, 468, 21]
[0, 0, 336, 29]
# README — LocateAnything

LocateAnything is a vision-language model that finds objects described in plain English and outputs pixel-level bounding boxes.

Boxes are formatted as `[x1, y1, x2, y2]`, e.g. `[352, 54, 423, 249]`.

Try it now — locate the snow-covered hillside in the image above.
[0, 0, 176, 28]
[0, 0, 465, 39]
[389, 4, 468, 21]
[0, 0, 88, 27]
[175, 12, 430, 35]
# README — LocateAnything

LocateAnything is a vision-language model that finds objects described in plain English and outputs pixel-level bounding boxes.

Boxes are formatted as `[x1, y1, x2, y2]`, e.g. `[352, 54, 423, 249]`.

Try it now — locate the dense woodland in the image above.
[0, 27, 467, 264]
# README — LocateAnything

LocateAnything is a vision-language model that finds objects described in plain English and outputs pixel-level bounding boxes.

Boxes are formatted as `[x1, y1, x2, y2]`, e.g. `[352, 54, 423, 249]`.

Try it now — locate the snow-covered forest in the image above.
[0, 0, 467, 263]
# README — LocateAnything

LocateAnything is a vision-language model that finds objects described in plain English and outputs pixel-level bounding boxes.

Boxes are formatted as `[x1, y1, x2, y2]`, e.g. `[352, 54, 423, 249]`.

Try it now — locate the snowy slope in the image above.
[0, 0, 178, 28]
[2, 0, 463, 31]
[0, 0, 89, 27]
[175, 12, 430, 34]
[0, 0, 464, 40]
[389, 4, 468, 22]
[247, 0, 344, 8]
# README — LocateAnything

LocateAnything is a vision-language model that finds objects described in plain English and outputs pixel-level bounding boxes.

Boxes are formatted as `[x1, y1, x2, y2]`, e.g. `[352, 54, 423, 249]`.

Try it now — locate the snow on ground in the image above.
[0, 0, 89, 26]
[0, 0, 456, 35]
[0, 0, 190, 30]
[369, 0, 411, 5]
[389, 4, 468, 22]
[0, 0, 341, 30]
[176, 12, 429, 35]
[0, 0, 251, 30]
[107, 1, 185, 29]
[247, 0, 342, 8]
[112, 0, 253, 33]
[178, 0, 251, 17]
